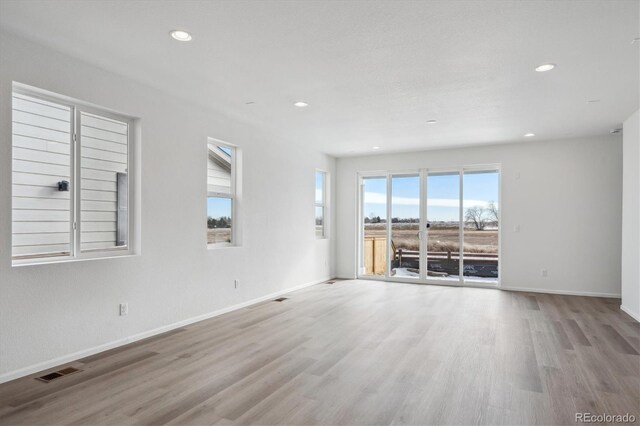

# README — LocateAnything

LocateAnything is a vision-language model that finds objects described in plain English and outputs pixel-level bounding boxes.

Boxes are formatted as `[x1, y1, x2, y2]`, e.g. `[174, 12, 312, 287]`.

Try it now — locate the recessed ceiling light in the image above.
[372, 146, 380, 150]
[524, 133, 535, 137]
[294, 101, 308, 108]
[632, 37, 640, 44]
[427, 120, 437, 124]
[535, 63, 555, 72]
[610, 128, 623, 134]
[170, 30, 192, 41]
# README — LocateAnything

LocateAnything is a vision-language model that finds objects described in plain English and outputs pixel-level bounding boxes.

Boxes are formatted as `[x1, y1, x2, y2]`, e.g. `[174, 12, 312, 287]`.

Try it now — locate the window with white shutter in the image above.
[11, 85, 134, 265]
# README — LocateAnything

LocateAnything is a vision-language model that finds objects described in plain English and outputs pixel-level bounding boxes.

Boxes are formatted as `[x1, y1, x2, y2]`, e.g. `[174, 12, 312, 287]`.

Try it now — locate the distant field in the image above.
[208, 228, 231, 244]
[365, 223, 497, 253]
[209, 224, 497, 252]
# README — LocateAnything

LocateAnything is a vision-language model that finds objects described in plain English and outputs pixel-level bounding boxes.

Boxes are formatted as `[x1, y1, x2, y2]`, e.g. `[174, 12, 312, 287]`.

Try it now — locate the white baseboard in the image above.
[343, 276, 619, 298]
[620, 305, 640, 322]
[501, 286, 621, 298]
[0, 276, 331, 385]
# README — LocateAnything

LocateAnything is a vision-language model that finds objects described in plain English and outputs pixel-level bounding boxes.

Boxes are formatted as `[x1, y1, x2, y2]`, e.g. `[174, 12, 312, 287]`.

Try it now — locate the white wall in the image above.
[622, 110, 640, 320]
[0, 33, 336, 381]
[336, 137, 623, 297]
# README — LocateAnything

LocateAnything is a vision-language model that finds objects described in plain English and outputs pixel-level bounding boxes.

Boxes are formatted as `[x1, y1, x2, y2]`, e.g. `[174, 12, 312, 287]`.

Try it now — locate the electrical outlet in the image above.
[119, 303, 128, 316]
[541, 269, 548, 277]
[234, 279, 239, 289]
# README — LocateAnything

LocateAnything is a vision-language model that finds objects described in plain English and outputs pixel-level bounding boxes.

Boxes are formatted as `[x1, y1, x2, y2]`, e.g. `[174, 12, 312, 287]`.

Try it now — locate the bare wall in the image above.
[0, 33, 336, 381]
[622, 110, 640, 320]
[335, 137, 623, 297]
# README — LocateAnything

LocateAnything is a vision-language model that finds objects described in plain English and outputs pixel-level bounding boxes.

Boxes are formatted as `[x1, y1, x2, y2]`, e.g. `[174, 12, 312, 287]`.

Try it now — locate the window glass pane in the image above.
[463, 170, 499, 282]
[315, 206, 324, 237]
[208, 197, 232, 244]
[362, 176, 387, 276]
[426, 172, 460, 281]
[207, 142, 234, 245]
[80, 112, 129, 251]
[315, 171, 325, 204]
[12, 92, 72, 259]
[208, 143, 232, 196]
[390, 175, 420, 279]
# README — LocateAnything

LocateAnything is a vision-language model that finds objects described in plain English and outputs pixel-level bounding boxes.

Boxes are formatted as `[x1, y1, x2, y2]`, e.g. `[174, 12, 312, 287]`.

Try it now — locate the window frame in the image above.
[11, 84, 135, 266]
[206, 138, 237, 248]
[356, 164, 501, 287]
[315, 169, 328, 239]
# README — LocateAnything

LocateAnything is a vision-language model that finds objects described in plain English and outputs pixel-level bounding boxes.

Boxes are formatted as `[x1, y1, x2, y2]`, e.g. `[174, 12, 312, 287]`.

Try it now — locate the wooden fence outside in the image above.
[364, 236, 387, 275]
[364, 236, 498, 275]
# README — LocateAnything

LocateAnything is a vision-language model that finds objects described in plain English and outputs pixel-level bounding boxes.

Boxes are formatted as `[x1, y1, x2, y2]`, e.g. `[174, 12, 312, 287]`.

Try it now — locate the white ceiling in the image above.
[1, 0, 638, 156]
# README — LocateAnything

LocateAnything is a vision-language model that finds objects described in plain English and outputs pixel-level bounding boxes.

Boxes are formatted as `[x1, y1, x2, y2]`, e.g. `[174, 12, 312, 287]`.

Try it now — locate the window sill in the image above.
[463, 279, 499, 286]
[12, 252, 138, 268]
[207, 243, 241, 250]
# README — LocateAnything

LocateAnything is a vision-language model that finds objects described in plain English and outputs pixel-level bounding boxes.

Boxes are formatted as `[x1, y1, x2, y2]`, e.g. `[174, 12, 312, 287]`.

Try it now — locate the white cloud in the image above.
[364, 192, 497, 208]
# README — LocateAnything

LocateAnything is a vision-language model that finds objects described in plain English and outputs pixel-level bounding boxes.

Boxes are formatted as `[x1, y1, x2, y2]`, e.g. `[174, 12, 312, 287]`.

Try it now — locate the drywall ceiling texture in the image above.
[335, 136, 623, 297]
[0, 33, 335, 381]
[622, 110, 640, 320]
[0, 0, 638, 156]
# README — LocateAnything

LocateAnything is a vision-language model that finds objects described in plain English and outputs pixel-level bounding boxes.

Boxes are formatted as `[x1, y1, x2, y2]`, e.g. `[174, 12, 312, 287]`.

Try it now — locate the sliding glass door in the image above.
[390, 174, 421, 279]
[360, 176, 387, 277]
[358, 166, 500, 286]
[426, 172, 461, 283]
[462, 170, 500, 283]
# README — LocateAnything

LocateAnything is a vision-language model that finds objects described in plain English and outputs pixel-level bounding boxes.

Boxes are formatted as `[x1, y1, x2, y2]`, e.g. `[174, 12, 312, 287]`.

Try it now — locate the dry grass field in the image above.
[365, 223, 498, 253]
[207, 228, 231, 244]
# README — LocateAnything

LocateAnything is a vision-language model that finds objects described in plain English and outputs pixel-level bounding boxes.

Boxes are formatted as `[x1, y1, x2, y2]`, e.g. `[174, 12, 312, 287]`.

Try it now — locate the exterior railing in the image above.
[364, 236, 498, 276]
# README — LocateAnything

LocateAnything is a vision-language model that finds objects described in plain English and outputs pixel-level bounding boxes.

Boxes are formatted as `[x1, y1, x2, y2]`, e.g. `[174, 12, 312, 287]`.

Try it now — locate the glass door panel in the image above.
[358, 168, 499, 286]
[426, 172, 461, 282]
[362, 176, 388, 276]
[463, 170, 499, 283]
[390, 175, 420, 279]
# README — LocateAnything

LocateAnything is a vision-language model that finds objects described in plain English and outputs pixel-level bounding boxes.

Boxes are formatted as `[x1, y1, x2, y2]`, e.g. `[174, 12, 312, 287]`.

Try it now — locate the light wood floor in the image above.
[1, 280, 638, 425]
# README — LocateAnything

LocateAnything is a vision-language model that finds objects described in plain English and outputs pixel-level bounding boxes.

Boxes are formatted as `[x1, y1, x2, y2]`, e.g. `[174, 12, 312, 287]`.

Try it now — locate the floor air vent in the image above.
[36, 372, 63, 383]
[326, 280, 336, 284]
[36, 367, 82, 383]
[274, 297, 288, 302]
[58, 367, 81, 375]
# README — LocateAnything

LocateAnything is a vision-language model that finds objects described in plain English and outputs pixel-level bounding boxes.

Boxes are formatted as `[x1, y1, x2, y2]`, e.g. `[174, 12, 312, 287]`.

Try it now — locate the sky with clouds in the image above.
[364, 171, 499, 221]
[208, 170, 499, 224]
